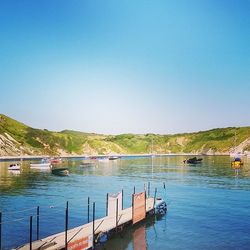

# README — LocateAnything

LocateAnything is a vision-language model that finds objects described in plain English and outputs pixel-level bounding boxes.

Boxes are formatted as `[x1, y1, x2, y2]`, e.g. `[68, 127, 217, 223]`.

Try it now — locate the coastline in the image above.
[0, 153, 230, 161]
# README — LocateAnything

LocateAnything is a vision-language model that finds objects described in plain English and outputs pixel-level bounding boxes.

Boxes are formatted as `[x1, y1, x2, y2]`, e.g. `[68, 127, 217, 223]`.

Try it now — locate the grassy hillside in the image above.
[0, 114, 250, 156]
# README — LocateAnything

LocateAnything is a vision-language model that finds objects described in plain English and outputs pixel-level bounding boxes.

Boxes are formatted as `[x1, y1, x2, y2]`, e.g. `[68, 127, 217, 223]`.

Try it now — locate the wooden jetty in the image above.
[17, 196, 166, 250]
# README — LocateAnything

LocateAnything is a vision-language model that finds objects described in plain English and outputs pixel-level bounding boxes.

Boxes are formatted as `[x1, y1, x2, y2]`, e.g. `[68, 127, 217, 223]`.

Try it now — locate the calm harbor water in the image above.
[0, 156, 250, 249]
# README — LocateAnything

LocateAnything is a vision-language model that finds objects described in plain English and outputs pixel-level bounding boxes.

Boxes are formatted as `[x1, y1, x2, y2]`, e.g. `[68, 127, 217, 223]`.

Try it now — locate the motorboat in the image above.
[184, 157, 203, 164]
[109, 156, 120, 160]
[231, 157, 243, 169]
[51, 167, 69, 176]
[8, 163, 21, 171]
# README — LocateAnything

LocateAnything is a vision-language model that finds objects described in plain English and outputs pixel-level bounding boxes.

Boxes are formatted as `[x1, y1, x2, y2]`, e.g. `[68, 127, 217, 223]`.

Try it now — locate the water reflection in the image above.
[133, 226, 147, 250]
[8, 170, 21, 175]
[101, 216, 158, 250]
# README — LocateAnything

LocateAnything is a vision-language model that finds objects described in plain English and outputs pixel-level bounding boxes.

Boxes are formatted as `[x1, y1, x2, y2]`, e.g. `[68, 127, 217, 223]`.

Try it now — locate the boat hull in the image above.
[51, 168, 69, 176]
[30, 163, 51, 170]
[231, 161, 243, 169]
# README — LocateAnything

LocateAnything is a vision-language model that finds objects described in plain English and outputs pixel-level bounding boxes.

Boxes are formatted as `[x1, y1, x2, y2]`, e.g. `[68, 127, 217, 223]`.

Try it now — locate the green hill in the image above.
[0, 114, 250, 156]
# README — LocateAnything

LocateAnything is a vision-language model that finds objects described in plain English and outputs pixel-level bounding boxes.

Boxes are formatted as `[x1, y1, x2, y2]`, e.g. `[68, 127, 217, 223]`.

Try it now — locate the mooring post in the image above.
[153, 188, 157, 210]
[163, 182, 166, 199]
[132, 193, 134, 222]
[87, 197, 90, 223]
[148, 182, 150, 197]
[133, 186, 135, 194]
[36, 206, 40, 240]
[122, 189, 124, 210]
[0, 212, 2, 250]
[106, 193, 109, 216]
[29, 216, 33, 250]
[92, 202, 95, 249]
[144, 191, 147, 215]
[65, 201, 69, 250]
[116, 198, 118, 232]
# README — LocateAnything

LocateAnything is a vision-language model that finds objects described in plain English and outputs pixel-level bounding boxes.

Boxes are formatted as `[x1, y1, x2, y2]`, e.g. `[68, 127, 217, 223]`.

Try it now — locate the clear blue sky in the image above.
[0, 0, 249, 134]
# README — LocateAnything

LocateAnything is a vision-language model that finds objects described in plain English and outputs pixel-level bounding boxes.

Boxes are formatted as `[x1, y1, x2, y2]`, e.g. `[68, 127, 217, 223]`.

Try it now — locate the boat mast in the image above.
[151, 138, 153, 155]
[234, 130, 236, 153]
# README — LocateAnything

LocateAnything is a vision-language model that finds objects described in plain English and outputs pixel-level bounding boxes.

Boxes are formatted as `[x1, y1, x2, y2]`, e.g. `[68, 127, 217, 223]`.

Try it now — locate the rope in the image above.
[0, 216, 27, 225]
[1, 206, 37, 215]
[1, 198, 68, 213]
[1, 201, 66, 218]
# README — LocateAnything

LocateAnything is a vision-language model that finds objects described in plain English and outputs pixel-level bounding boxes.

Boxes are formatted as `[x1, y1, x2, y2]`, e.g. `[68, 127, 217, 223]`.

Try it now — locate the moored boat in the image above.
[30, 163, 51, 170]
[51, 167, 69, 176]
[231, 157, 243, 169]
[98, 157, 109, 162]
[8, 163, 21, 171]
[184, 157, 203, 164]
[50, 158, 62, 164]
[80, 161, 96, 167]
[109, 156, 120, 160]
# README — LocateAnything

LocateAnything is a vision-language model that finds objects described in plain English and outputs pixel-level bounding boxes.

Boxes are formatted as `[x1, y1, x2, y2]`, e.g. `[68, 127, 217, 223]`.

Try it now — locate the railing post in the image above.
[148, 182, 150, 197]
[132, 193, 134, 223]
[153, 188, 157, 210]
[36, 206, 40, 240]
[65, 201, 69, 250]
[0, 212, 2, 250]
[92, 202, 95, 249]
[106, 193, 109, 216]
[29, 216, 33, 250]
[122, 189, 124, 210]
[88, 197, 90, 223]
[116, 198, 118, 232]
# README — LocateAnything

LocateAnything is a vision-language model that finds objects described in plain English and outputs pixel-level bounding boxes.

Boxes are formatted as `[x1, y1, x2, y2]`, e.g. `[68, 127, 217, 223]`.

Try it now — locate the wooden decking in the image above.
[17, 197, 155, 250]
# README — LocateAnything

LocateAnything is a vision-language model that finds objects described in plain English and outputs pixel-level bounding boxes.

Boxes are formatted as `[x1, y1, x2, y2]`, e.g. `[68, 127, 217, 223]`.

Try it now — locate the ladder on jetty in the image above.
[17, 197, 161, 250]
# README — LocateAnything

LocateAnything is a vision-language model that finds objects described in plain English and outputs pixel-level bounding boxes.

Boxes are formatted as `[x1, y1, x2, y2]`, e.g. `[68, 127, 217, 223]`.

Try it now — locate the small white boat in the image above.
[98, 157, 109, 162]
[8, 163, 21, 171]
[30, 163, 51, 170]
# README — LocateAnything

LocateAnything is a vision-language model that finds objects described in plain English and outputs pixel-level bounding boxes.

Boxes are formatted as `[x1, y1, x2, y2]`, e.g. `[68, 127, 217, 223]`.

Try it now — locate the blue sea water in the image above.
[0, 156, 250, 249]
